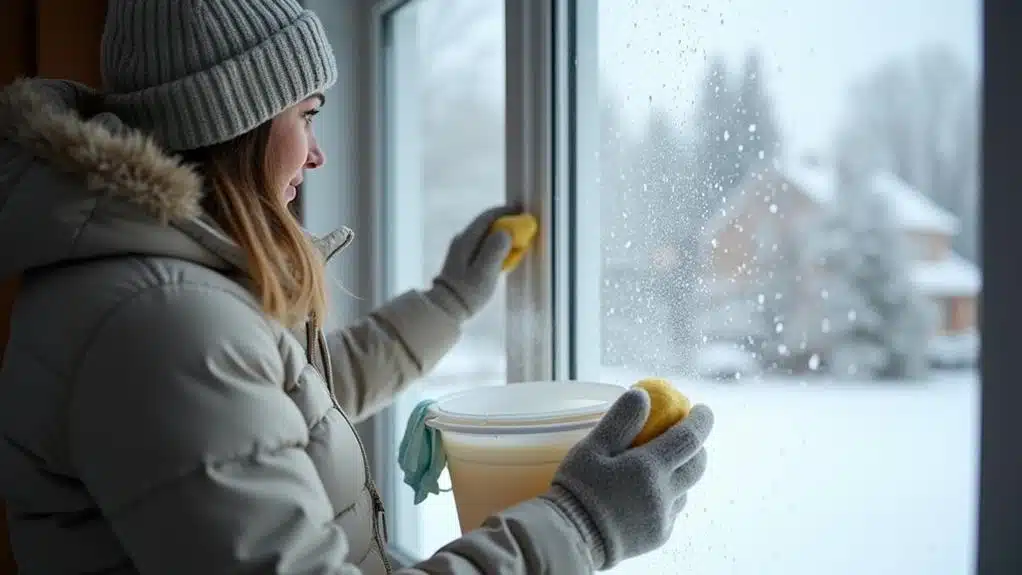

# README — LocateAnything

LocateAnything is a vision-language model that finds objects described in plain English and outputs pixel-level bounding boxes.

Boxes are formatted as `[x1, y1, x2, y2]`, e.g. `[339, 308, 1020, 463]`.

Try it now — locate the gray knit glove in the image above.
[541, 389, 713, 570]
[426, 205, 518, 321]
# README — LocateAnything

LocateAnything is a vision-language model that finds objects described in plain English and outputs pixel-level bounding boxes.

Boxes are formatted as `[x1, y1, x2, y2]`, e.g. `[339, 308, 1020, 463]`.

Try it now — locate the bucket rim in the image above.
[424, 380, 624, 436]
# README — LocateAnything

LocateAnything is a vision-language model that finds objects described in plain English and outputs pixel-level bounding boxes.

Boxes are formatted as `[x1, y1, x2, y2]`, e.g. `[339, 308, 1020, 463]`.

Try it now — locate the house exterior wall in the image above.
[949, 296, 978, 333]
[2, 2, 108, 570]
[935, 295, 977, 334]
[907, 230, 953, 261]
[708, 175, 824, 299]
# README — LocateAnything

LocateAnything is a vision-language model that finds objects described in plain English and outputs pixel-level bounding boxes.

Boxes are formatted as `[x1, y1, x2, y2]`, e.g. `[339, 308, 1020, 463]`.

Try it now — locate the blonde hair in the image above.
[180, 121, 328, 329]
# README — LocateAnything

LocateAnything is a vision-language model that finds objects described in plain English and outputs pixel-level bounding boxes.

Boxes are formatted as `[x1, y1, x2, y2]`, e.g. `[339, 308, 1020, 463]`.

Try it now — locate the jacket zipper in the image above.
[308, 316, 393, 574]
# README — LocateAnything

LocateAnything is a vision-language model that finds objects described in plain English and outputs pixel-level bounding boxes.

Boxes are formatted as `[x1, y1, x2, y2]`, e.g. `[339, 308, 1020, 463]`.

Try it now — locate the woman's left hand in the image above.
[427, 205, 519, 321]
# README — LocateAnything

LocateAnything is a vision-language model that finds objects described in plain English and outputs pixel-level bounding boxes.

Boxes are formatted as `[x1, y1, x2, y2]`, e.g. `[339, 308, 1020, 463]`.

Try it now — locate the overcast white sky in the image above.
[596, 0, 982, 156]
[423, 0, 981, 159]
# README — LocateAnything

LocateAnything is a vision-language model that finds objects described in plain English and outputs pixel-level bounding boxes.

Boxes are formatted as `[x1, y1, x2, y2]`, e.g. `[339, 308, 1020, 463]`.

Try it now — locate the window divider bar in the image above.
[551, 0, 574, 382]
[567, 0, 603, 382]
[367, 0, 421, 561]
[505, 0, 556, 383]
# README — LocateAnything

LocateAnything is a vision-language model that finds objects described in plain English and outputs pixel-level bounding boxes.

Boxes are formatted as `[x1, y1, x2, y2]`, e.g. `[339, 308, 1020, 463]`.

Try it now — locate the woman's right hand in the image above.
[540, 388, 714, 570]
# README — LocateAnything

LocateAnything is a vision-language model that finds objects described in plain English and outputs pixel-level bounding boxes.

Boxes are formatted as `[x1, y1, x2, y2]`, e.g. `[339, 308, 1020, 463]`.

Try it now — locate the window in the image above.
[378, 0, 507, 558]
[375, 0, 988, 572]
[568, 0, 981, 573]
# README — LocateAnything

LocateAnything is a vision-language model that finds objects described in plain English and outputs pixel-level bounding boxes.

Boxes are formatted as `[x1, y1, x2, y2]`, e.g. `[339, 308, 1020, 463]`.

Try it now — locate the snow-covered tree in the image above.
[815, 152, 934, 380]
[691, 49, 782, 207]
[641, 108, 705, 362]
[733, 51, 782, 183]
[751, 224, 812, 374]
[688, 49, 786, 371]
[837, 45, 980, 262]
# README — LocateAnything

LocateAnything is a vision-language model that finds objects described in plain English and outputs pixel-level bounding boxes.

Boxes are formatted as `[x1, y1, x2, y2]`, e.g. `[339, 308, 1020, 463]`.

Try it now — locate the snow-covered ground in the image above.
[396, 354, 980, 575]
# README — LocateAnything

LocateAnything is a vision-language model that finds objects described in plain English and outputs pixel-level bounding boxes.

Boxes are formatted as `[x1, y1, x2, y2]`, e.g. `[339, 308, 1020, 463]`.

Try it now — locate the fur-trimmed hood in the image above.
[0, 78, 351, 278]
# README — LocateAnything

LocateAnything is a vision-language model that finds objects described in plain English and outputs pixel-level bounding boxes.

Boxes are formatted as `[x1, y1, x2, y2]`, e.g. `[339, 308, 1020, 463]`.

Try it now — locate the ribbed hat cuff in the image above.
[102, 11, 337, 151]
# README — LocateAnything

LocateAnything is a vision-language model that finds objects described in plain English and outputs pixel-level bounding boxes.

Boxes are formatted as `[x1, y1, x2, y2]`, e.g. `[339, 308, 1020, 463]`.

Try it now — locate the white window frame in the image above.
[558, 0, 602, 381]
[364, 0, 567, 562]
[504, 0, 559, 382]
[320, 0, 1021, 570]
[371, 0, 429, 556]
[491, 0, 602, 384]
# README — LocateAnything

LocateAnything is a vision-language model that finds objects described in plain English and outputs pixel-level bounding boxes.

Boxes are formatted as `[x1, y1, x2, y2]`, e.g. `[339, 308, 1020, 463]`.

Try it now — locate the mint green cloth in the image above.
[398, 398, 450, 504]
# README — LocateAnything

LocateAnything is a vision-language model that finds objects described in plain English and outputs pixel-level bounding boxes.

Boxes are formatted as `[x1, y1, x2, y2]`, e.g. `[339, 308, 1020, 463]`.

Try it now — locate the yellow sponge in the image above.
[630, 378, 691, 447]
[490, 214, 538, 272]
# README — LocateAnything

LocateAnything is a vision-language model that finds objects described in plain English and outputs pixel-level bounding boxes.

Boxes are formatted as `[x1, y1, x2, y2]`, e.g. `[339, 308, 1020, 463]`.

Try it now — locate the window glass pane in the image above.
[578, 1, 981, 573]
[382, 0, 506, 559]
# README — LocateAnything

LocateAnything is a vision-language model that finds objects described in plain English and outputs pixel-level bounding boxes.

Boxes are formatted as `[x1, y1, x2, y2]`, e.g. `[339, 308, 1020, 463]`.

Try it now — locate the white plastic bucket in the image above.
[425, 381, 625, 533]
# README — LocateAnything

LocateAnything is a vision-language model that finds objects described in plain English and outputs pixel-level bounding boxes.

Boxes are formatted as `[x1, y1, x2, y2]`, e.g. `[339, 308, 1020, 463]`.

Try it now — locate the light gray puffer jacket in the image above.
[0, 79, 592, 574]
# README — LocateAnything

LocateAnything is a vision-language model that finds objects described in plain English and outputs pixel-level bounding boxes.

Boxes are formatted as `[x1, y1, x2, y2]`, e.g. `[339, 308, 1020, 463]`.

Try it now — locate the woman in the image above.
[0, 1, 713, 573]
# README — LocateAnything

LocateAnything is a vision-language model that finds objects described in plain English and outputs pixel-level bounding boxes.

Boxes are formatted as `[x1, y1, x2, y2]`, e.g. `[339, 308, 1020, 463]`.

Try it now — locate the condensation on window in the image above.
[595, 0, 981, 574]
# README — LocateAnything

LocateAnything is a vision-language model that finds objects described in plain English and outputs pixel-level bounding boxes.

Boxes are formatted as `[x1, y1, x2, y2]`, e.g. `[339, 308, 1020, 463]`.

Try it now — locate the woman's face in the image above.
[266, 94, 326, 205]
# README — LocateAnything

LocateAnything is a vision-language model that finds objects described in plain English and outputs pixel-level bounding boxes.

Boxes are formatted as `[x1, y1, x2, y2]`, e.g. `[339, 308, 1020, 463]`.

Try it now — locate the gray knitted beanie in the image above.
[100, 0, 337, 151]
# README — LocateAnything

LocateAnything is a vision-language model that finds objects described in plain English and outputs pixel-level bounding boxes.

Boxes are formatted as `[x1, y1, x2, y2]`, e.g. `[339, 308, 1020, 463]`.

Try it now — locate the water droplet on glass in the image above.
[848, 309, 857, 322]
[748, 123, 757, 132]
[769, 203, 778, 214]
[723, 130, 731, 141]
[808, 354, 820, 371]
[775, 322, 784, 334]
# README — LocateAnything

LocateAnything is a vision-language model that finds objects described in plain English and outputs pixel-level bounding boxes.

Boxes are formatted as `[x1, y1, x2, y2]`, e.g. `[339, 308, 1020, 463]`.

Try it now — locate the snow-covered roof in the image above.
[780, 162, 960, 236]
[873, 172, 960, 236]
[910, 252, 982, 297]
[782, 162, 835, 206]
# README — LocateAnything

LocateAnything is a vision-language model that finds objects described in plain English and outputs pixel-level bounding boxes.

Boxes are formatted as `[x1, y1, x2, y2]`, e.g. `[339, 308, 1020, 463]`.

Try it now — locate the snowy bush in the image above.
[927, 329, 979, 369]
[694, 341, 763, 380]
[748, 223, 819, 374]
[813, 165, 935, 380]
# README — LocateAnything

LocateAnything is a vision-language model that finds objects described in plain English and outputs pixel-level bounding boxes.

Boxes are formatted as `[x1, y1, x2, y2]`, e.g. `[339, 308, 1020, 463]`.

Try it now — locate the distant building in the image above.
[701, 156, 980, 370]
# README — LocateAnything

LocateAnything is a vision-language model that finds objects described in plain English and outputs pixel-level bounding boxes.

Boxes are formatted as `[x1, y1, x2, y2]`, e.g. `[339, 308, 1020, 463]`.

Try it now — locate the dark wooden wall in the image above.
[1, 2, 109, 571]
